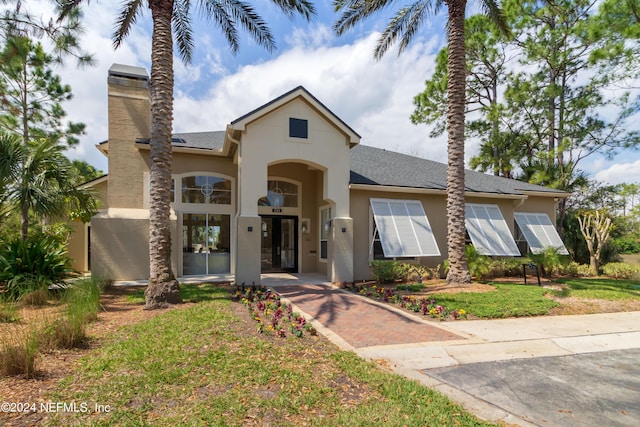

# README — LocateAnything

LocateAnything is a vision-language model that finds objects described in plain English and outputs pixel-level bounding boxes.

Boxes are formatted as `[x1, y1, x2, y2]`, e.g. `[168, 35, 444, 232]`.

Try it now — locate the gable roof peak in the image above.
[229, 86, 360, 146]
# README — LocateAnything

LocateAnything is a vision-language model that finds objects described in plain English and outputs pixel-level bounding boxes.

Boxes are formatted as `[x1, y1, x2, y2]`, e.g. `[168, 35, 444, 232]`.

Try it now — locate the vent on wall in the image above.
[289, 118, 308, 139]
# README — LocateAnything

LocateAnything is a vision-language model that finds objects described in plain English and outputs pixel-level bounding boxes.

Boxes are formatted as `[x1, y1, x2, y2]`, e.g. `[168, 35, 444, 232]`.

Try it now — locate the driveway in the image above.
[267, 275, 640, 427]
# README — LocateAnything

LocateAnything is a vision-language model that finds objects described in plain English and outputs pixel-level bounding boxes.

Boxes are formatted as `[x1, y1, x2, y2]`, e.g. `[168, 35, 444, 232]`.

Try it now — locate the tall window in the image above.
[320, 206, 332, 261]
[181, 176, 232, 204]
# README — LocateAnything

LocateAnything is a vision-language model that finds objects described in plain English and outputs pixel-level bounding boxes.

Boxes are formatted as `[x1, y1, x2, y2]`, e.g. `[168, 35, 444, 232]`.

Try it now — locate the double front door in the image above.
[261, 216, 298, 273]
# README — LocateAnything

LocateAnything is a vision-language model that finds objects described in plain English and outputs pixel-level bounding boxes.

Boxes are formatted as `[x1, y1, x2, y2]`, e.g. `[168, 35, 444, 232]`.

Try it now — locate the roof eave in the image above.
[134, 142, 229, 157]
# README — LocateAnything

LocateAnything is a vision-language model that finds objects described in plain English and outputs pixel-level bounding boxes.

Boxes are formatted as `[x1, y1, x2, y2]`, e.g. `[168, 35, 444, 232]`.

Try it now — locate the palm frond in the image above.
[199, 0, 276, 53]
[334, 0, 394, 36]
[173, 0, 194, 63]
[113, 0, 144, 49]
[375, 0, 433, 59]
[229, 1, 276, 52]
[479, 0, 510, 36]
[268, 0, 316, 20]
[0, 132, 23, 184]
[198, 0, 240, 52]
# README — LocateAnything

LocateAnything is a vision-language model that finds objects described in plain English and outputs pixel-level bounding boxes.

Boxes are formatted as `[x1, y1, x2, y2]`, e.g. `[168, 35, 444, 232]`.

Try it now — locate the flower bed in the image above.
[237, 287, 317, 337]
[353, 284, 467, 321]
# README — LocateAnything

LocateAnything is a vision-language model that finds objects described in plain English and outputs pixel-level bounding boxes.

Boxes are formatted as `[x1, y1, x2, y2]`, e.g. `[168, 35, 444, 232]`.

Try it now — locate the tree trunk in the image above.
[145, 0, 181, 309]
[20, 200, 29, 241]
[445, 0, 471, 285]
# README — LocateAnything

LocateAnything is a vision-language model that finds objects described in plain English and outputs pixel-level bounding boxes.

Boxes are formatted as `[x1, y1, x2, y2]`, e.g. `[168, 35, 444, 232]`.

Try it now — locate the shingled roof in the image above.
[163, 131, 564, 196]
[350, 145, 564, 195]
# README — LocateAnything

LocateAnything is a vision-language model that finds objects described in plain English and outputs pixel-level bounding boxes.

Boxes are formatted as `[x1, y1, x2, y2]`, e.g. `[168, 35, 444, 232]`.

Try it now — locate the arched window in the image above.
[258, 180, 298, 208]
[181, 175, 232, 204]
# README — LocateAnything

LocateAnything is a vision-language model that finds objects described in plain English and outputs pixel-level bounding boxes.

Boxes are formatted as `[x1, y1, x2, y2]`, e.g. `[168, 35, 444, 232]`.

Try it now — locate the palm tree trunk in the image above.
[445, 0, 471, 285]
[145, 0, 181, 309]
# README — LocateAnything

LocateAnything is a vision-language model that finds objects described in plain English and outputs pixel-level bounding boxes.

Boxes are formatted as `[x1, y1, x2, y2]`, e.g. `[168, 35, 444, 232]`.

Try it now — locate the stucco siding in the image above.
[90, 209, 177, 281]
[68, 220, 87, 273]
[350, 189, 449, 281]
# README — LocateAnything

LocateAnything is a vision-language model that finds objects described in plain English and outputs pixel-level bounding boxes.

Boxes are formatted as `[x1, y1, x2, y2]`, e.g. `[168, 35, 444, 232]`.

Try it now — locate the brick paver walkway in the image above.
[277, 283, 464, 348]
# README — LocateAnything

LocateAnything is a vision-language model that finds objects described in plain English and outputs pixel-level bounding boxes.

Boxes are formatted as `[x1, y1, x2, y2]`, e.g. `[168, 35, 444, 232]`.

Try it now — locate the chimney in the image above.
[106, 64, 151, 208]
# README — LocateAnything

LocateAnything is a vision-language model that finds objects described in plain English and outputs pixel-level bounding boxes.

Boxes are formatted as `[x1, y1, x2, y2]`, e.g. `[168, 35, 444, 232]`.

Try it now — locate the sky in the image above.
[23, 0, 640, 186]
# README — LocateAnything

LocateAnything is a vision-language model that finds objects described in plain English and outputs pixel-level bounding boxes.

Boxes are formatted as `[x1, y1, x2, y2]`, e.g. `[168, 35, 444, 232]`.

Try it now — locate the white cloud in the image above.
[172, 32, 444, 163]
[594, 160, 640, 185]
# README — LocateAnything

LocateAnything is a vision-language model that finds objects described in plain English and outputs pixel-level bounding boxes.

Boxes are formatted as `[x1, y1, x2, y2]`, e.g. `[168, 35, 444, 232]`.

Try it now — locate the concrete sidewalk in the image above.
[358, 311, 640, 370]
[268, 276, 640, 427]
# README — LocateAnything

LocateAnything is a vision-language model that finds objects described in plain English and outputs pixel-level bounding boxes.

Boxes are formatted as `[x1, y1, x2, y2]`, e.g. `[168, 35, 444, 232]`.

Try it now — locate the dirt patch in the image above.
[547, 296, 640, 315]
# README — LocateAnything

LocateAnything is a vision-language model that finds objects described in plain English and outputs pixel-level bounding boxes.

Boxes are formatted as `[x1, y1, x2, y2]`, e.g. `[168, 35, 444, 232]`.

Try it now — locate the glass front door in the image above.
[261, 216, 298, 273]
[182, 213, 231, 275]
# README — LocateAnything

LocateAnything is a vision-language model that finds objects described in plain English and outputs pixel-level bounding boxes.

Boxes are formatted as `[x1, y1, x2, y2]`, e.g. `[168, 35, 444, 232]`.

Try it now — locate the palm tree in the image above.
[0, 132, 22, 223]
[0, 133, 96, 240]
[59, 1, 315, 308]
[334, 0, 507, 285]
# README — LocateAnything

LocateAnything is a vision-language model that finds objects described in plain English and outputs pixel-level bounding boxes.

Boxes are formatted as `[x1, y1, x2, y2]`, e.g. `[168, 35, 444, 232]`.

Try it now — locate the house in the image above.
[67, 63, 569, 284]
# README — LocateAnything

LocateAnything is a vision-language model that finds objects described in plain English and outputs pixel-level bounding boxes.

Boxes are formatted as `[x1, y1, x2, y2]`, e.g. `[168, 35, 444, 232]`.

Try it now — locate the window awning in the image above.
[514, 212, 569, 255]
[370, 199, 441, 257]
[465, 204, 520, 256]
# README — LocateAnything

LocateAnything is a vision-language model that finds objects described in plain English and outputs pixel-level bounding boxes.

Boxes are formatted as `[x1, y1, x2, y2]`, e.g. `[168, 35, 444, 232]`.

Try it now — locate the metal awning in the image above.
[514, 212, 569, 255]
[465, 203, 520, 256]
[370, 198, 441, 257]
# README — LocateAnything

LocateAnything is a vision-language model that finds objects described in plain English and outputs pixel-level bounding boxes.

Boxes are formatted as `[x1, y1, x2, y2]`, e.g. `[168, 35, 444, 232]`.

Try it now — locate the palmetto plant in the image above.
[334, 0, 508, 285]
[0, 234, 74, 301]
[59, 0, 315, 308]
[0, 133, 96, 240]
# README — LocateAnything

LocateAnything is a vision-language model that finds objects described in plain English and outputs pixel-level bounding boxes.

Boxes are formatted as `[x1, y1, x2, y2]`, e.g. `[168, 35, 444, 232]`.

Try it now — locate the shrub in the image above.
[613, 236, 640, 255]
[559, 261, 580, 277]
[601, 262, 640, 280]
[530, 247, 569, 277]
[575, 263, 595, 277]
[0, 235, 74, 301]
[370, 260, 406, 283]
[37, 278, 101, 351]
[466, 245, 491, 280]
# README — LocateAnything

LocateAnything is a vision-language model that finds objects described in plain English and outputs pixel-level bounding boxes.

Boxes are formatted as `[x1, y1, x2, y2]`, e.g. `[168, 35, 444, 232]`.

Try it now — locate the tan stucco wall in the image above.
[107, 76, 150, 209]
[350, 189, 449, 280]
[172, 153, 237, 178]
[235, 96, 354, 283]
[236, 97, 352, 218]
[68, 220, 87, 273]
[350, 189, 559, 281]
[90, 209, 178, 281]
[516, 195, 558, 221]
[67, 180, 109, 273]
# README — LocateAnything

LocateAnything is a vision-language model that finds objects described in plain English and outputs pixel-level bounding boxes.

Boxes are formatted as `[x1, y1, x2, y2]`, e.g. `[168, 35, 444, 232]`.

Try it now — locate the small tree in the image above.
[578, 210, 612, 275]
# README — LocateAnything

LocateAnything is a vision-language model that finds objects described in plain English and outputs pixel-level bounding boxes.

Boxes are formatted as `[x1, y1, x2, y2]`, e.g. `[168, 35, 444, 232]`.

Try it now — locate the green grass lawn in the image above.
[554, 278, 640, 300]
[428, 278, 640, 319]
[47, 284, 495, 427]
[430, 283, 560, 319]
